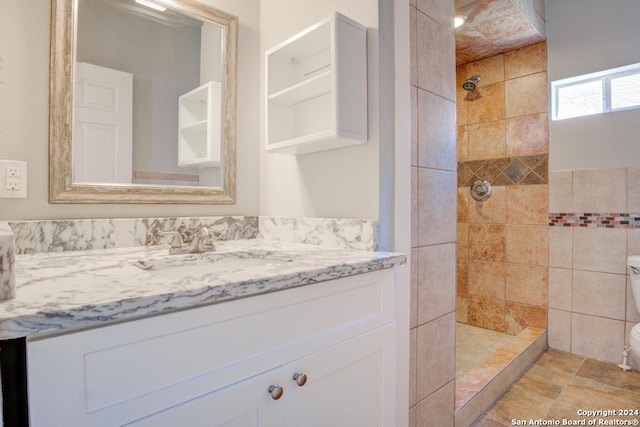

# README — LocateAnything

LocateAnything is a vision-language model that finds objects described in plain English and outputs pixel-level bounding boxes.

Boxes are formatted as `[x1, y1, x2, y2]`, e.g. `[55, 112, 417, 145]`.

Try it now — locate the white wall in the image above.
[258, 0, 380, 219]
[547, 0, 640, 171]
[0, 0, 260, 220]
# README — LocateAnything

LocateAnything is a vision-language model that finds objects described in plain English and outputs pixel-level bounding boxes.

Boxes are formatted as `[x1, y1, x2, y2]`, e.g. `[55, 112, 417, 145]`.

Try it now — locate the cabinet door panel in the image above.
[124, 369, 284, 427]
[285, 325, 395, 427]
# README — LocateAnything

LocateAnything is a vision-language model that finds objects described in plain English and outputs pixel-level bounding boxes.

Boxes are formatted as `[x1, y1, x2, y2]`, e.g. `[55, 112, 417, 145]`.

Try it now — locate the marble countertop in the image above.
[0, 239, 405, 340]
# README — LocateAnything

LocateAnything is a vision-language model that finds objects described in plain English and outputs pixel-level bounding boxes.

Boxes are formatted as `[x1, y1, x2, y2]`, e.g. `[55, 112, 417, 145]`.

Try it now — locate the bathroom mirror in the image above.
[49, 0, 237, 203]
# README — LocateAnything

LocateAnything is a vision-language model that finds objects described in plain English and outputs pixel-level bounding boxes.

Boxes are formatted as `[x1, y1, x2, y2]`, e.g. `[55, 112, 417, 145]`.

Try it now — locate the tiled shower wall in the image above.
[456, 42, 549, 335]
[548, 167, 640, 364]
[409, 0, 457, 424]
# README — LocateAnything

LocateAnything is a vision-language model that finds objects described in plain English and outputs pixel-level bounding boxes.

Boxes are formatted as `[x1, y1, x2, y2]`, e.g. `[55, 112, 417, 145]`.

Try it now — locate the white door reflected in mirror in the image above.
[74, 62, 133, 184]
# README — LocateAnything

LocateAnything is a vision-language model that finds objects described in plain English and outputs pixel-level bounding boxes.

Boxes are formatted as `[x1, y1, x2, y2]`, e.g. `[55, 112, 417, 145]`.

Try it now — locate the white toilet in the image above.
[626, 256, 640, 370]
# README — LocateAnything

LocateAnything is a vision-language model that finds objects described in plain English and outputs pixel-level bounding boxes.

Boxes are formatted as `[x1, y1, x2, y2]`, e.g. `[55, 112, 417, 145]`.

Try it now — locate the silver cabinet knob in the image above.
[293, 372, 308, 387]
[268, 385, 284, 400]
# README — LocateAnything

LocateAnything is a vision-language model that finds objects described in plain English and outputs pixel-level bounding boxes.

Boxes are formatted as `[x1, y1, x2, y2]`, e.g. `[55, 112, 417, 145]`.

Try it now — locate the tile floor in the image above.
[473, 349, 640, 426]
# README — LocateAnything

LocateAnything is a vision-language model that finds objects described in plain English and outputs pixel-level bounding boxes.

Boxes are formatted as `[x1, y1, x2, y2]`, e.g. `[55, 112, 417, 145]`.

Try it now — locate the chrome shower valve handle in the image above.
[470, 180, 492, 202]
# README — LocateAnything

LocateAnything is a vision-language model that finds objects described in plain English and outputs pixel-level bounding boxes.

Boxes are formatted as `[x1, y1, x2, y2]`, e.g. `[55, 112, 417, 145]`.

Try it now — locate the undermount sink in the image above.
[129, 251, 294, 276]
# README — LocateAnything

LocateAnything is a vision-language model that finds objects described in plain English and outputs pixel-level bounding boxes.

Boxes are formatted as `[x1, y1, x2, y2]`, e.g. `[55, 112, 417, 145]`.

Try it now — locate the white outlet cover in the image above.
[0, 159, 27, 198]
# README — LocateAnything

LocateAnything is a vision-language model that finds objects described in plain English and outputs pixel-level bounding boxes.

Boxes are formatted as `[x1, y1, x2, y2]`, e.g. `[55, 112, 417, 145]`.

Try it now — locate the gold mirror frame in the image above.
[49, 0, 237, 204]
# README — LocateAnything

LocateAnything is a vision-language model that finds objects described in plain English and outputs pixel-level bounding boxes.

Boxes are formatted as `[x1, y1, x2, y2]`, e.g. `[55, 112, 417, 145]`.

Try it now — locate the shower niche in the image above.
[265, 12, 367, 155]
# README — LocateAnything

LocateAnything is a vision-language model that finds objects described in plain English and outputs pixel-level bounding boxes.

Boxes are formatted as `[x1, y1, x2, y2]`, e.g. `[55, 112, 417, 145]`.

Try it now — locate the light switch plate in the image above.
[0, 159, 27, 198]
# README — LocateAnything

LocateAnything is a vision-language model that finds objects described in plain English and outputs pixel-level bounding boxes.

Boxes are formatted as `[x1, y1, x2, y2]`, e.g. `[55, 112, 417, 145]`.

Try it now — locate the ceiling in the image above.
[455, 0, 545, 65]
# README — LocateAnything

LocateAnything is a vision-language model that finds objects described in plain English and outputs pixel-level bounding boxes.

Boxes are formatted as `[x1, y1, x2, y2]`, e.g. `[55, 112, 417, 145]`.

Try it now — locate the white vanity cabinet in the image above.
[26, 269, 397, 426]
[265, 12, 367, 155]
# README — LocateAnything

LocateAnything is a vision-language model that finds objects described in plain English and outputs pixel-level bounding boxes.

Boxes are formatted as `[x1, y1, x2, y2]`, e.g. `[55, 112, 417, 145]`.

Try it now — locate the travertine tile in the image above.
[417, 243, 456, 325]
[468, 295, 505, 332]
[558, 376, 640, 412]
[457, 222, 469, 257]
[535, 348, 584, 376]
[457, 125, 469, 162]
[504, 42, 546, 80]
[572, 270, 626, 320]
[457, 187, 469, 223]
[548, 227, 572, 269]
[505, 263, 548, 307]
[548, 267, 572, 311]
[416, 313, 456, 400]
[505, 224, 548, 266]
[468, 120, 506, 160]
[486, 382, 555, 425]
[505, 113, 548, 157]
[469, 260, 506, 299]
[466, 54, 505, 88]
[573, 227, 627, 274]
[506, 184, 548, 225]
[572, 167, 627, 213]
[514, 362, 568, 400]
[545, 400, 582, 421]
[571, 313, 625, 364]
[548, 170, 573, 213]
[456, 66, 468, 126]
[416, 380, 455, 427]
[576, 358, 640, 394]
[467, 82, 505, 125]
[468, 186, 506, 224]
[457, 257, 469, 294]
[454, 391, 484, 427]
[468, 223, 506, 262]
[457, 293, 468, 323]
[504, 302, 547, 335]
[473, 418, 504, 427]
[418, 89, 457, 170]
[418, 169, 457, 246]
[505, 72, 548, 118]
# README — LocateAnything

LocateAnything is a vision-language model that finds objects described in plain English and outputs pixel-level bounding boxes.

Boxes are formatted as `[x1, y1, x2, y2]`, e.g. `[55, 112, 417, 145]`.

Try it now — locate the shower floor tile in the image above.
[456, 323, 513, 379]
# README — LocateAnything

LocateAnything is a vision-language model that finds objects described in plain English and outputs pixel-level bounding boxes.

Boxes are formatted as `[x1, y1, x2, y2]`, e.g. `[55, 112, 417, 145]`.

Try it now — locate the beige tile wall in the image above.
[410, 0, 457, 425]
[547, 167, 640, 364]
[457, 42, 549, 335]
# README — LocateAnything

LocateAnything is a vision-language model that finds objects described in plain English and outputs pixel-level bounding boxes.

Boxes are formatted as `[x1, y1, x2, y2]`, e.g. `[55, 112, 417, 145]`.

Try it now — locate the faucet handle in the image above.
[156, 230, 184, 248]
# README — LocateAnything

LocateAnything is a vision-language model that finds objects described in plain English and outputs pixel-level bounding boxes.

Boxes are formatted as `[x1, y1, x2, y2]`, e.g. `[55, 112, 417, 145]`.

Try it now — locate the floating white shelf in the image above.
[178, 81, 221, 168]
[265, 12, 367, 156]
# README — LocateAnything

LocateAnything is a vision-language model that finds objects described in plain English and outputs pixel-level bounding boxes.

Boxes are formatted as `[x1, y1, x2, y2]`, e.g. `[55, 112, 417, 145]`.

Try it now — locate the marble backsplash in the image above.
[6, 216, 379, 255]
[258, 216, 378, 251]
[9, 216, 259, 255]
[0, 223, 15, 301]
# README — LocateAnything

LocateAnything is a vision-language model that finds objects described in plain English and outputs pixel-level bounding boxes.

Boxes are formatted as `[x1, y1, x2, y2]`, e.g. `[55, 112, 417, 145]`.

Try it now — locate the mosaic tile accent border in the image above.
[549, 213, 640, 228]
[457, 154, 548, 187]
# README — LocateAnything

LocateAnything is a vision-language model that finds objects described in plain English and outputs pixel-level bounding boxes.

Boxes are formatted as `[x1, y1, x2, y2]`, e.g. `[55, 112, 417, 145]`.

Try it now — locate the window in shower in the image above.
[551, 62, 640, 120]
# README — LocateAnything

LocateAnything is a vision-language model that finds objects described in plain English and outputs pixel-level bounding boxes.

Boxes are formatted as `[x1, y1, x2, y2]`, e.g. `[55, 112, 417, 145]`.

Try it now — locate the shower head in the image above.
[462, 75, 481, 91]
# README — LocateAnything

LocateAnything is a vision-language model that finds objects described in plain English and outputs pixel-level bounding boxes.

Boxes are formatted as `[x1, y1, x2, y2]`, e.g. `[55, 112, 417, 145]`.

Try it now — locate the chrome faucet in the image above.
[155, 227, 215, 255]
